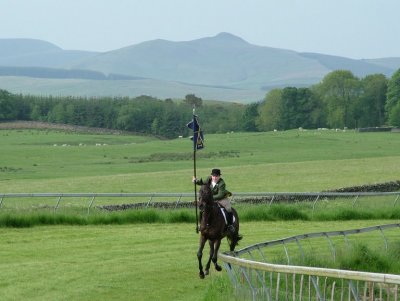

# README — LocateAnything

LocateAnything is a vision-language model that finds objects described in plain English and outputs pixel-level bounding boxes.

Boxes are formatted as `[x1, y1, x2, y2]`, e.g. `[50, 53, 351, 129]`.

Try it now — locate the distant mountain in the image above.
[298, 52, 394, 78]
[0, 38, 97, 68]
[0, 34, 399, 103]
[70, 32, 329, 89]
[0, 66, 140, 80]
[363, 57, 400, 70]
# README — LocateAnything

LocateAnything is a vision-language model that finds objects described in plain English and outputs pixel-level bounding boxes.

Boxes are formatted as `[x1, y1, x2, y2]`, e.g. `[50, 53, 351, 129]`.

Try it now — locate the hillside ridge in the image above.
[1, 33, 399, 102]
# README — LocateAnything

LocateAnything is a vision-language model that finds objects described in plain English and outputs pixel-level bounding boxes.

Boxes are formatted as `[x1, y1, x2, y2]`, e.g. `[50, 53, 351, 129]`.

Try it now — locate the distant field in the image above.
[1, 128, 400, 193]
[0, 76, 265, 103]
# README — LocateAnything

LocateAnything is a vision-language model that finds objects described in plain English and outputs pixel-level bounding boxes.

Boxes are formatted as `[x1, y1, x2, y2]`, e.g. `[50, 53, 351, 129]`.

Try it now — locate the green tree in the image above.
[158, 103, 186, 138]
[257, 89, 284, 131]
[357, 74, 387, 127]
[0, 90, 16, 120]
[294, 87, 325, 129]
[316, 70, 360, 128]
[280, 87, 298, 129]
[388, 102, 400, 126]
[29, 96, 56, 121]
[240, 102, 259, 131]
[386, 68, 400, 126]
[151, 118, 160, 135]
[30, 104, 42, 121]
[47, 102, 66, 123]
[183, 94, 203, 108]
[257, 87, 324, 131]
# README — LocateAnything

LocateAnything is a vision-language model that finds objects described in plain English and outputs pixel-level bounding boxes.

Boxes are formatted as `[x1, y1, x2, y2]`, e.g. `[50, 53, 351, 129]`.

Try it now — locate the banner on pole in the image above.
[187, 115, 204, 150]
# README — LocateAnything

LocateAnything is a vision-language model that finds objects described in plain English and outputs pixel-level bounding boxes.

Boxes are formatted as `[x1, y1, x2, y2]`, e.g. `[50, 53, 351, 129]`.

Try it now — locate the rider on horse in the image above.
[193, 168, 235, 233]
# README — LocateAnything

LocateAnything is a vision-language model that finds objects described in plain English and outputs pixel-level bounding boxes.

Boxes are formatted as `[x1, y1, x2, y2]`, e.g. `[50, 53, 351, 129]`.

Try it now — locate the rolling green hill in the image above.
[1, 34, 399, 102]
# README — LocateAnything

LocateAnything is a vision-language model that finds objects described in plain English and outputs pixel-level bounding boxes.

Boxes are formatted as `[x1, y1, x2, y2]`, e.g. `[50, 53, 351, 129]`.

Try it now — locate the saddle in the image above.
[216, 204, 235, 225]
[200, 203, 235, 227]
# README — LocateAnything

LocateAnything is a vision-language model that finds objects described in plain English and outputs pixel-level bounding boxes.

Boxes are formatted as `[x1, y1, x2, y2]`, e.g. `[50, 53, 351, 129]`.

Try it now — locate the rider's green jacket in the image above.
[195, 176, 232, 201]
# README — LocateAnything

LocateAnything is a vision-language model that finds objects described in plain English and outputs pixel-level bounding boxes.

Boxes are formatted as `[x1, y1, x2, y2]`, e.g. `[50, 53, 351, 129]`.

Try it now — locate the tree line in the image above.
[1, 68, 400, 138]
[0, 92, 246, 138]
[257, 69, 400, 131]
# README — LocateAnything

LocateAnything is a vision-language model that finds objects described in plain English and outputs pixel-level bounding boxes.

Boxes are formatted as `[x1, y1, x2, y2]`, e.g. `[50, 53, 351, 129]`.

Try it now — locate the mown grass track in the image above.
[0, 220, 395, 301]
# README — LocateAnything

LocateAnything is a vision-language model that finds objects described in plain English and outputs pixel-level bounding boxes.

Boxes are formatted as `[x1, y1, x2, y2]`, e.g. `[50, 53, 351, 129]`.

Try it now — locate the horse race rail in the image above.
[0, 192, 195, 212]
[219, 223, 400, 301]
[0, 191, 399, 213]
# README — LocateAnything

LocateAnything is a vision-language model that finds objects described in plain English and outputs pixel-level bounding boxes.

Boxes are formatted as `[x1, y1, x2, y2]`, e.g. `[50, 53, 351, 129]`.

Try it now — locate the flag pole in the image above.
[192, 106, 199, 233]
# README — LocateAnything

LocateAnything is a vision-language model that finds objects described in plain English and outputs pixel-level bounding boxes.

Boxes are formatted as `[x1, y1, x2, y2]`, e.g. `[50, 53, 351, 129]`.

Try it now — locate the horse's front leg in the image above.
[212, 239, 222, 271]
[204, 240, 215, 275]
[197, 235, 207, 279]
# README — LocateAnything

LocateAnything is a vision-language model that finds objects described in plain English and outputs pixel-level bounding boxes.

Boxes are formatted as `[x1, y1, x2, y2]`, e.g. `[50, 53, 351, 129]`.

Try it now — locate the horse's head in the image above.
[198, 184, 213, 207]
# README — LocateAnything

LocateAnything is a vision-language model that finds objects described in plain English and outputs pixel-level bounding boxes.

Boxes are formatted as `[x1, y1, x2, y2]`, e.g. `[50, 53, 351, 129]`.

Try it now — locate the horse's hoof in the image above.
[215, 265, 222, 272]
[199, 272, 205, 279]
[205, 269, 209, 275]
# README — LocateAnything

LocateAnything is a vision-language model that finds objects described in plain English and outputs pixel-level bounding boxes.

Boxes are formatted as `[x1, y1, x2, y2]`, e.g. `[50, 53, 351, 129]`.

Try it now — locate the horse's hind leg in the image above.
[212, 239, 222, 272]
[229, 213, 242, 252]
[204, 240, 214, 275]
[229, 234, 237, 252]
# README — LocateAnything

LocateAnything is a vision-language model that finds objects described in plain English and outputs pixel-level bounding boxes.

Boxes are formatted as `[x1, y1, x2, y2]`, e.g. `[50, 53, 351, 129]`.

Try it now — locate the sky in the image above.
[1, 0, 400, 59]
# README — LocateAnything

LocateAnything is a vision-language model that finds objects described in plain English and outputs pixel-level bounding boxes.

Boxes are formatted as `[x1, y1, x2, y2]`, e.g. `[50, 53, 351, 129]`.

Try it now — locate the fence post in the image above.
[87, 196, 96, 214]
[378, 226, 389, 251]
[146, 195, 154, 208]
[268, 194, 276, 206]
[323, 233, 337, 262]
[312, 195, 320, 213]
[54, 196, 62, 212]
[174, 195, 182, 209]
[283, 241, 290, 264]
[393, 193, 400, 206]
[352, 194, 359, 208]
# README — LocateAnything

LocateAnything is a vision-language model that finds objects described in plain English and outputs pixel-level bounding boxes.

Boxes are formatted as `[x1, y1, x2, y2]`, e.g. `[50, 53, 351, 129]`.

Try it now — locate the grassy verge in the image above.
[276, 230, 400, 274]
[1, 202, 400, 228]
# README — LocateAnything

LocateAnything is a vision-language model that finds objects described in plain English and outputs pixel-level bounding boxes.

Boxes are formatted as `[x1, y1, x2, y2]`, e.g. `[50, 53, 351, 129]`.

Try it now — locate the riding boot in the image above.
[226, 211, 235, 233]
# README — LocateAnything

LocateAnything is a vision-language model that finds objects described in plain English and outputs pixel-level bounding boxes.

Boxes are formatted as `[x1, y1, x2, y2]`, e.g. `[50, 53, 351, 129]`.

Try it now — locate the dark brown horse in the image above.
[197, 184, 242, 279]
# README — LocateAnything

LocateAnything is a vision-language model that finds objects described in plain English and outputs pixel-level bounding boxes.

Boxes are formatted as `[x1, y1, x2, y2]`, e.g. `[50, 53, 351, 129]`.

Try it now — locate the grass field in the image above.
[0, 220, 395, 301]
[1, 129, 400, 193]
[1, 127, 400, 300]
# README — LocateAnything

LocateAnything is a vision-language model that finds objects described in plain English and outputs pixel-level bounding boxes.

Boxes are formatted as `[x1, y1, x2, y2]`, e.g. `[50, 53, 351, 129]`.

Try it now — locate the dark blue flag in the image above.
[187, 115, 204, 150]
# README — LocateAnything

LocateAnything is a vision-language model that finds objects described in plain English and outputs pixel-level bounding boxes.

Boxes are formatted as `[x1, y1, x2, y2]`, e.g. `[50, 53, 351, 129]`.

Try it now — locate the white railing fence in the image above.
[0, 191, 399, 213]
[219, 223, 400, 301]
